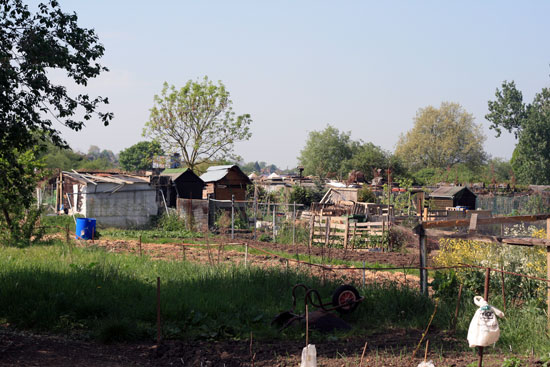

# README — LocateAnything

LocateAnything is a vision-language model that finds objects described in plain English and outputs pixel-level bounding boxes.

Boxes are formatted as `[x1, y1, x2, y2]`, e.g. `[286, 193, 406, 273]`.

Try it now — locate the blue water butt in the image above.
[75, 218, 96, 240]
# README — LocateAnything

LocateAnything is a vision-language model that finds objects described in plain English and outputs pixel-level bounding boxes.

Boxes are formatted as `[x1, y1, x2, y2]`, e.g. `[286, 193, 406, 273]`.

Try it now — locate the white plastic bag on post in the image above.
[300, 344, 317, 367]
[467, 296, 504, 348]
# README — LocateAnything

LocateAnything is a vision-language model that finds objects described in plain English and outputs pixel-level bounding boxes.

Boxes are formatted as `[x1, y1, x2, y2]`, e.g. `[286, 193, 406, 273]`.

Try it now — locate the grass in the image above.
[0, 239, 436, 343]
[2, 232, 550, 356]
[99, 228, 200, 243]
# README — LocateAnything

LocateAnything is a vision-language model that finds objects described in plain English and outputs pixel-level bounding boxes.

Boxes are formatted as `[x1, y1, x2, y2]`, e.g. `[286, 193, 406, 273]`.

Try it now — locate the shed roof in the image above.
[63, 171, 149, 185]
[160, 168, 194, 180]
[429, 186, 475, 199]
[200, 165, 251, 184]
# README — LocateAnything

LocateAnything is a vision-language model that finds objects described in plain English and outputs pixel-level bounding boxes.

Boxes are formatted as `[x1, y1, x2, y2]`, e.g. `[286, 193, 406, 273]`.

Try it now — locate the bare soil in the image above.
[3, 235, 526, 366]
[0, 326, 530, 366]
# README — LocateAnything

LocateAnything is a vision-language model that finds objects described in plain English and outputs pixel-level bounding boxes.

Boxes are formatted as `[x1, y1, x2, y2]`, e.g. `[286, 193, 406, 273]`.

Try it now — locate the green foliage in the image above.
[486, 79, 550, 184]
[0, 0, 112, 152]
[412, 164, 485, 186]
[357, 187, 377, 203]
[342, 142, 391, 181]
[298, 125, 355, 178]
[289, 186, 323, 207]
[0, 0, 111, 245]
[501, 357, 523, 367]
[157, 212, 187, 232]
[119, 141, 163, 172]
[395, 102, 487, 170]
[143, 77, 252, 171]
[0, 147, 47, 247]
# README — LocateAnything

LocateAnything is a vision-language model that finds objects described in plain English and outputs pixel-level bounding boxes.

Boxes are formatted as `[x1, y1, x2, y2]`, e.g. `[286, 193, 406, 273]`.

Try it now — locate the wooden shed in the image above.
[429, 186, 477, 210]
[200, 165, 251, 201]
[158, 168, 204, 207]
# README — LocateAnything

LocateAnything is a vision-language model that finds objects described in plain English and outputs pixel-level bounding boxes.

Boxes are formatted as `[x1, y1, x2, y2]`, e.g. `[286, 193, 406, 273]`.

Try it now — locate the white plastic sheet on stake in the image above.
[467, 296, 505, 348]
[300, 344, 317, 367]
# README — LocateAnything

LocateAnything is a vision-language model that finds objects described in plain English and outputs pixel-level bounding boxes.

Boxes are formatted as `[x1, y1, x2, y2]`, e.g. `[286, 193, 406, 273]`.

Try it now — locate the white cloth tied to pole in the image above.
[467, 296, 505, 348]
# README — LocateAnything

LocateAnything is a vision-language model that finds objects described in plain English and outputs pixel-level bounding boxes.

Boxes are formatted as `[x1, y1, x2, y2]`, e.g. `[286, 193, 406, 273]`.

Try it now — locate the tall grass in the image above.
[0, 240, 435, 343]
[1, 240, 548, 356]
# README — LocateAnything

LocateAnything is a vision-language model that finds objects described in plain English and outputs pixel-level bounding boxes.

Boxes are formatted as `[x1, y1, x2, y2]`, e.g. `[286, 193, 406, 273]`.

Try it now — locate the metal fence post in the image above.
[231, 194, 235, 240]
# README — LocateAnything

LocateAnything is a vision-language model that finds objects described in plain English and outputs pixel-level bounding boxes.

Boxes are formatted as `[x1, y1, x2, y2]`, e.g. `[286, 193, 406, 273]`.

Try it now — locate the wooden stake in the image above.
[66, 224, 69, 244]
[139, 235, 142, 257]
[500, 265, 506, 312]
[359, 341, 368, 367]
[453, 283, 463, 332]
[424, 339, 429, 362]
[305, 304, 309, 347]
[344, 217, 350, 250]
[245, 243, 248, 268]
[308, 215, 315, 250]
[156, 277, 161, 346]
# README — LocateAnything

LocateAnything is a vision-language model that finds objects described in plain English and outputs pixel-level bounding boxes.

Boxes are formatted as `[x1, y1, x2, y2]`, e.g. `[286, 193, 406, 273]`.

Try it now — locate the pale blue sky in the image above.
[52, 1, 550, 168]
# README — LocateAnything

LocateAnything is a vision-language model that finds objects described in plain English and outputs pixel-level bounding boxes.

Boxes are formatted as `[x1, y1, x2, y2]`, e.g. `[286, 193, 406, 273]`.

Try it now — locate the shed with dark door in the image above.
[158, 168, 204, 207]
[429, 186, 477, 210]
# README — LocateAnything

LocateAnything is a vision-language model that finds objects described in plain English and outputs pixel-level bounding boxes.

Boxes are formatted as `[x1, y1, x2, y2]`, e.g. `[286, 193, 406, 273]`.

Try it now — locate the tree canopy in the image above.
[143, 77, 252, 171]
[486, 80, 550, 184]
[0, 0, 112, 243]
[119, 141, 163, 172]
[395, 102, 486, 170]
[298, 125, 355, 178]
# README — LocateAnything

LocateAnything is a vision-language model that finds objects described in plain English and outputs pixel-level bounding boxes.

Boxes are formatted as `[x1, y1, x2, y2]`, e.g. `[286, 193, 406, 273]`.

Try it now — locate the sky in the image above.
[50, 0, 550, 169]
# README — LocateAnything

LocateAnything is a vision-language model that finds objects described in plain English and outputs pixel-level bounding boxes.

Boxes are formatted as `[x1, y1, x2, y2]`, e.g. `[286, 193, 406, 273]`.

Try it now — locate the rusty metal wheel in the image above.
[332, 285, 360, 314]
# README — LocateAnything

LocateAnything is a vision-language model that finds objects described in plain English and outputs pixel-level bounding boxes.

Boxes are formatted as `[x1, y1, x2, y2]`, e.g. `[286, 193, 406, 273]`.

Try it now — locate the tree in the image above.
[119, 141, 163, 172]
[298, 125, 355, 178]
[0, 0, 112, 242]
[395, 102, 486, 170]
[486, 80, 550, 184]
[342, 142, 390, 181]
[143, 77, 252, 171]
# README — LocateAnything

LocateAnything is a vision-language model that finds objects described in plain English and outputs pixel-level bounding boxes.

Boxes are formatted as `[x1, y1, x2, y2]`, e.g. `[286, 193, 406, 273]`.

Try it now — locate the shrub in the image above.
[357, 187, 376, 203]
[433, 226, 547, 303]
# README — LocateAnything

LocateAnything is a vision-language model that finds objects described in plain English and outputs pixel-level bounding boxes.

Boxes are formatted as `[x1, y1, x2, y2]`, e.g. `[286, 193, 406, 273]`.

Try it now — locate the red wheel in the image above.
[332, 285, 360, 314]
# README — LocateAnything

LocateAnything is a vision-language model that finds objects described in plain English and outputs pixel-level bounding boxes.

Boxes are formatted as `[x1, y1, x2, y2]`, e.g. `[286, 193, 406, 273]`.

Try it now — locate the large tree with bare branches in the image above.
[143, 77, 252, 171]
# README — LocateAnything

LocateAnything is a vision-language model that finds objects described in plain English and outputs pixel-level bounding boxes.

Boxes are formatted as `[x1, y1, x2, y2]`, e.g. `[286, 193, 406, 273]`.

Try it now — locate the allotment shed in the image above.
[200, 165, 251, 201]
[157, 168, 204, 207]
[429, 186, 477, 210]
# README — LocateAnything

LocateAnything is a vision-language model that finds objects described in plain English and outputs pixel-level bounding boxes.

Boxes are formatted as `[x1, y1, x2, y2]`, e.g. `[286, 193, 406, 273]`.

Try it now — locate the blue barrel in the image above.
[75, 218, 96, 240]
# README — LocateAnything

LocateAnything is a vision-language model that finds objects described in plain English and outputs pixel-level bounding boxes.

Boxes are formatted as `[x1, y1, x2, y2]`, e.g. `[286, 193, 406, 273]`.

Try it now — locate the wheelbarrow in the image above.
[272, 283, 363, 332]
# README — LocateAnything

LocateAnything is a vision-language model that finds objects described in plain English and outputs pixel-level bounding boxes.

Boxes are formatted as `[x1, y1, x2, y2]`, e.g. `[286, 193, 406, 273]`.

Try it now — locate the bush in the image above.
[157, 212, 186, 231]
[434, 227, 547, 304]
[357, 187, 376, 203]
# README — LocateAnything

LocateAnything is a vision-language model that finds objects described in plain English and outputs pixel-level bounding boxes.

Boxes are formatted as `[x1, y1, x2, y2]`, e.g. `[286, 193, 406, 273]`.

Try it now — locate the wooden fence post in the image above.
[343, 217, 350, 250]
[308, 215, 315, 250]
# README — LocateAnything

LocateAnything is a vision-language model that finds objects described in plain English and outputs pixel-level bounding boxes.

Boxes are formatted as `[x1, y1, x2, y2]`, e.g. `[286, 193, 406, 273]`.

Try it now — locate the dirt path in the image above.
[0, 326, 525, 367]
[85, 237, 425, 287]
